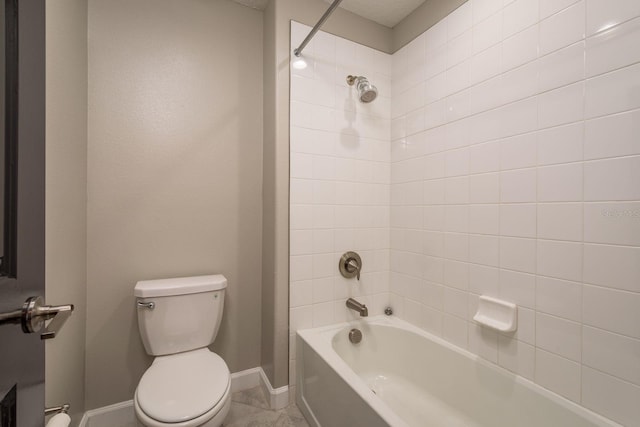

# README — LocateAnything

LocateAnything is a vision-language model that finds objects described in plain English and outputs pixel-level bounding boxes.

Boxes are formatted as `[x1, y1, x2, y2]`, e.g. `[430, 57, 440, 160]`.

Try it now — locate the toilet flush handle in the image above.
[136, 301, 155, 310]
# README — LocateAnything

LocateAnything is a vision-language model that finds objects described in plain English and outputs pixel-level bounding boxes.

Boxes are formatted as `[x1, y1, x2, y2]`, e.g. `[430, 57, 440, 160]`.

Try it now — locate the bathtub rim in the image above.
[297, 315, 621, 427]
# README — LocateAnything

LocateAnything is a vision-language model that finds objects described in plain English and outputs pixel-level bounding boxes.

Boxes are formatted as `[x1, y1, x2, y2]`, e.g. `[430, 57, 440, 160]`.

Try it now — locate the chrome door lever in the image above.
[0, 296, 74, 340]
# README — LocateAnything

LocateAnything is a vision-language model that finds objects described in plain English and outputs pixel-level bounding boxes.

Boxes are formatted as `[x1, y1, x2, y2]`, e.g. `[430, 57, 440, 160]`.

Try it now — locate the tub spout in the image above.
[346, 298, 368, 317]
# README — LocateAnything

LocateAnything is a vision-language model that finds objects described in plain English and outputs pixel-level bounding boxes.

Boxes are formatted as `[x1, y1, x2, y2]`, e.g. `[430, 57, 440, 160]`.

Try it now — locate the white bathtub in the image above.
[296, 316, 620, 427]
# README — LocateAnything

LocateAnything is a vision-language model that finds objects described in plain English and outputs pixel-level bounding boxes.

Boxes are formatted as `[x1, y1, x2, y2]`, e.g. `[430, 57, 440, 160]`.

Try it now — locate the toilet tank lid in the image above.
[134, 274, 227, 297]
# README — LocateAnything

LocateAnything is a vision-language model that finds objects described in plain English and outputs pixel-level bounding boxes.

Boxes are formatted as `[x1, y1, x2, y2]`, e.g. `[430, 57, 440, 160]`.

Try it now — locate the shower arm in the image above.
[293, 0, 344, 57]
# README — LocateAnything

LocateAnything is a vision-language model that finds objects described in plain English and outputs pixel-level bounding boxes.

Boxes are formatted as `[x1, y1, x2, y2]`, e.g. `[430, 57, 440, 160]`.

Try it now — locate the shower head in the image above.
[347, 75, 378, 103]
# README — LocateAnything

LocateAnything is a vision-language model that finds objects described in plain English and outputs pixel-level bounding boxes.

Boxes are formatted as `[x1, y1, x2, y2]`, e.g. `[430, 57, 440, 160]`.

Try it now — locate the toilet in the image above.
[133, 275, 231, 427]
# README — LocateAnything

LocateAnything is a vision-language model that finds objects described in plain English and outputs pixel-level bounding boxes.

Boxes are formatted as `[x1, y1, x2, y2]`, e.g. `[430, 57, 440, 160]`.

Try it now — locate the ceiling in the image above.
[231, 0, 269, 10]
[231, 0, 428, 28]
[322, 0, 427, 27]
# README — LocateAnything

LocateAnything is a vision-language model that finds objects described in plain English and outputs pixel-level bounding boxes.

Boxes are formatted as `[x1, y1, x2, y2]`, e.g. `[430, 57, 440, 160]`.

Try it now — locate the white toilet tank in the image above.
[134, 275, 227, 356]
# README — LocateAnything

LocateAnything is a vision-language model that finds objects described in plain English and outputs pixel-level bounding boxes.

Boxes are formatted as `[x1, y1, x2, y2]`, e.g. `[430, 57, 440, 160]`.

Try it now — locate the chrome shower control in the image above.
[339, 251, 362, 280]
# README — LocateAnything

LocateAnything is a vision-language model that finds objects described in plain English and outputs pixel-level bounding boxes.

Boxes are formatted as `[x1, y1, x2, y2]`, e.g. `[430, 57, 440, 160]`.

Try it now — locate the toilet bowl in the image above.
[133, 275, 231, 427]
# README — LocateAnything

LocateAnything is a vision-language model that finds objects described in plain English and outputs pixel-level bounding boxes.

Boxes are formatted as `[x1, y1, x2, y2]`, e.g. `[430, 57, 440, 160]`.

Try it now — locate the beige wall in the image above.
[393, 0, 469, 52]
[261, 0, 391, 388]
[86, 0, 263, 409]
[45, 0, 88, 423]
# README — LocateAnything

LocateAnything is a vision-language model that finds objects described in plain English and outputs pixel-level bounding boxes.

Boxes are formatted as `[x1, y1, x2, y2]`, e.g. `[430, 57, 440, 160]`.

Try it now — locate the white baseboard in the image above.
[258, 368, 290, 411]
[230, 366, 262, 392]
[78, 400, 135, 427]
[78, 366, 289, 426]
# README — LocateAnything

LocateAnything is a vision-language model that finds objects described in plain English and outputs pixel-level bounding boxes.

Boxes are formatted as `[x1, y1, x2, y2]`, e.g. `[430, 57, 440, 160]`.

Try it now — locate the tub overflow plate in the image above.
[349, 328, 362, 344]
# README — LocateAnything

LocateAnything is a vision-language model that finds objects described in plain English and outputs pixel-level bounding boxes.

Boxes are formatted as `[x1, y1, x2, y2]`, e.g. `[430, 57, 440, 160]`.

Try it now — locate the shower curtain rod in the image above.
[293, 0, 344, 57]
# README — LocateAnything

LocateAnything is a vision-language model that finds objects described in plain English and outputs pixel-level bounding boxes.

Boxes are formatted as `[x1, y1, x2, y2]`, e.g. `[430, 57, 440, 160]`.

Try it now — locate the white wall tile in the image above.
[443, 313, 469, 348]
[469, 205, 500, 235]
[584, 202, 640, 246]
[502, 25, 539, 72]
[473, 0, 503, 24]
[447, 30, 473, 68]
[585, 62, 640, 119]
[469, 236, 500, 267]
[501, 61, 540, 105]
[586, 0, 640, 36]
[469, 173, 500, 204]
[584, 109, 640, 160]
[537, 163, 582, 202]
[444, 286, 468, 319]
[445, 148, 470, 177]
[443, 260, 469, 290]
[469, 141, 501, 174]
[290, 204, 313, 230]
[537, 240, 583, 281]
[535, 349, 582, 402]
[447, 1, 473, 40]
[471, 44, 502, 84]
[539, 1, 585, 55]
[500, 237, 537, 273]
[470, 109, 503, 143]
[537, 122, 584, 166]
[498, 335, 535, 379]
[584, 156, 640, 201]
[500, 204, 537, 237]
[312, 277, 333, 303]
[512, 307, 536, 344]
[536, 276, 582, 321]
[469, 324, 499, 362]
[583, 284, 640, 338]
[540, 0, 580, 19]
[583, 326, 640, 386]
[500, 133, 537, 170]
[446, 89, 472, 122]
[444, 177, 470, 205]
[586, 17, 640, 78]
[425, 45, 447, 80]
[500, 269, 536, 308]
[537, 203, 583, 241]
[445, 232, 470, 261]
[538, 82, 584, 129]
[583, 244, 640, 292]
[538, 42, 585, 92]
[446, 59, 472, 94]
[473, 11, 503, 54]
[503, 0, 540, 38]
[291, 230, 313, 255]
[290, 306, 313, 331]
[500, 98, 538, 137]
[501, 168, 537, 202]
[290, 280, 313, 307]
[582, 367, 640, 427]
[536, 313, 582, 361]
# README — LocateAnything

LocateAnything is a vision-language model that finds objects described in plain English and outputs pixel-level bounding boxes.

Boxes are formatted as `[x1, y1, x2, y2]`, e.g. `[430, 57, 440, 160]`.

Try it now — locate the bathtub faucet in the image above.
[346, 298, 368, 317]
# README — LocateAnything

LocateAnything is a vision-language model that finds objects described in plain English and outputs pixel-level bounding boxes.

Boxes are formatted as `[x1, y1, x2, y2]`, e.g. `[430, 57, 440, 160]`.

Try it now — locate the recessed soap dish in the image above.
[473, 296, 517, 332]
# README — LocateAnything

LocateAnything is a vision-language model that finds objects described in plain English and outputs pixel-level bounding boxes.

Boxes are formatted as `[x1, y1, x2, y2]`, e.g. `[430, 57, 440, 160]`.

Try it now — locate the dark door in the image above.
[0, 0, 46, 426]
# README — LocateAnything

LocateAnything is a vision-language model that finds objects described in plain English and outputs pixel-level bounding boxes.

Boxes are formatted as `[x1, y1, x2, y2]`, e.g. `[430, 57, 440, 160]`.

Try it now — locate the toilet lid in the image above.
[137, 348, 230, 423]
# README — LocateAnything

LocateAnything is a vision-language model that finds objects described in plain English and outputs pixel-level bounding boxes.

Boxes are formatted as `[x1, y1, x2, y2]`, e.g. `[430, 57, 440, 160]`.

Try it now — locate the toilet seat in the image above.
[135, 348, 231, 425]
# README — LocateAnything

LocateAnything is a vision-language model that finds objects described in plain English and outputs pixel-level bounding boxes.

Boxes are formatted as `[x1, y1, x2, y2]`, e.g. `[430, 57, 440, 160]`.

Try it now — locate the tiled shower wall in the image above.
[389, 0, 640, 425]
[288, 22, 392, 384]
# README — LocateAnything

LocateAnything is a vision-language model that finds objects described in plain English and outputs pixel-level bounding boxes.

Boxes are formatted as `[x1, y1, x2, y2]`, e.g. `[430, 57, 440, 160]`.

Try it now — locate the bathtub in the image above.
[296, 316, 619, 427]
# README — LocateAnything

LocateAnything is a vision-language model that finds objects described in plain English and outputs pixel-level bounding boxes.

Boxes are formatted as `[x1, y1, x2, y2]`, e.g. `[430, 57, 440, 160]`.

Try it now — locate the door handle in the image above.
[0, 296, 74, 340]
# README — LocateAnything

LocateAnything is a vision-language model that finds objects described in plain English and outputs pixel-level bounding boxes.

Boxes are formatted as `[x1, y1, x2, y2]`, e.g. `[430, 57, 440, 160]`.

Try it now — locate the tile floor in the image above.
[225, 387, 310, 427]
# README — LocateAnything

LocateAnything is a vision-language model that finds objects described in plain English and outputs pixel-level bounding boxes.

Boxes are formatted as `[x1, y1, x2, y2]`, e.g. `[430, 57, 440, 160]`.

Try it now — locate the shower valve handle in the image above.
[339, 251, 362, 281]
